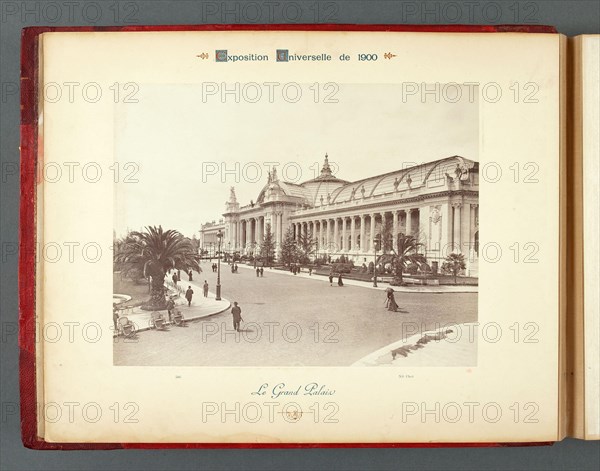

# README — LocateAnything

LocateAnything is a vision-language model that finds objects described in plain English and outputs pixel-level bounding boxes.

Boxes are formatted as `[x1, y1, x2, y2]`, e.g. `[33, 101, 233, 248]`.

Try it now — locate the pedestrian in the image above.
[188, 269, 193, 281]
[177, 269, 181, 281]
[231, 264, 235, 273]
[231, 301, 243, 332]
[385, 289, 398, 312]
[166, 297, 175, 322]
[260, 267, 264, 277]
[328, 272, 333, 286]
[256, 267, 260, 277]
[234, 263, 238, 273]
[185, 286, 194, 307]
[337, 273, 344, 287]
[112, 303, 119, 332]
[172, 272, 178, 285]
[309, 267, 312, 276]
[203, 280, 209, 298]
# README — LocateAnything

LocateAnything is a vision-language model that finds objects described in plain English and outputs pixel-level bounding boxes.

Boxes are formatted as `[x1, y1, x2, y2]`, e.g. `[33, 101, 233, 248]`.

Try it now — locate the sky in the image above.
[114, 83, 478, 237]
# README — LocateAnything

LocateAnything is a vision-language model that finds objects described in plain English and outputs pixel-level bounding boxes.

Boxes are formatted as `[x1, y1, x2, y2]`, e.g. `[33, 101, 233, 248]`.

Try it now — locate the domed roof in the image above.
[300, 154, 348, 206]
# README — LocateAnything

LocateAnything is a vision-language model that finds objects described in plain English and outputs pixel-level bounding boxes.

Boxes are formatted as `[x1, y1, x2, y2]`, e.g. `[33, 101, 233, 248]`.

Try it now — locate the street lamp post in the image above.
[373, 236, 380, 288]
[216, 230, 223, 300]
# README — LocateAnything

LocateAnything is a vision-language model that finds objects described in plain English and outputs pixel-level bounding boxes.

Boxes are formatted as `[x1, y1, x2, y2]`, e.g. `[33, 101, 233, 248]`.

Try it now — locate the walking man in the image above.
[185, 286, 194, 307]
[203, 280, 209, 298]
[172, 271, 178, 286]
[328, 271, 333, 286]
[188, 269, 193, 281]
[260, 267, 264, 277]
[112, 303, 119, 332]
[231, 301, 243, 332]
[166, 297, 175, 322]
[256, 267, 260, 277]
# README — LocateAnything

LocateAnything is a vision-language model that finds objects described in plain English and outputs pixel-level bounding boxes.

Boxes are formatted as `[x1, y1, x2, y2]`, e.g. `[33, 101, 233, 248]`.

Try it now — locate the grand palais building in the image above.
[200, 154, 479, 276]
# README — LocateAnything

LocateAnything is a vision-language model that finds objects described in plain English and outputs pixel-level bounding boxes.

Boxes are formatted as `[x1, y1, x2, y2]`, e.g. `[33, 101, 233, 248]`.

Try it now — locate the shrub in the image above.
[332, 262, 353, 274]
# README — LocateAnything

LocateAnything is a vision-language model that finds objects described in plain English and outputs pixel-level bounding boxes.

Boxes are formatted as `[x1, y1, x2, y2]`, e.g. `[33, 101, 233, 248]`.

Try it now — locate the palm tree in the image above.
[391, 234, 427, 285]
[114, 226, 201, 310]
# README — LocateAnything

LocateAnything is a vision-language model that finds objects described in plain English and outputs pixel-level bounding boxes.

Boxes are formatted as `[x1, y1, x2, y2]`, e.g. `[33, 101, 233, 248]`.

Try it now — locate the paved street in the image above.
[114, 261, 477, 366]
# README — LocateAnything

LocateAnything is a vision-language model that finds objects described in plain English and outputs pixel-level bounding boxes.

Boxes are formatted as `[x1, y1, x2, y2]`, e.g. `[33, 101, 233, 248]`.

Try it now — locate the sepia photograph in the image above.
[112, 83, 480, 367]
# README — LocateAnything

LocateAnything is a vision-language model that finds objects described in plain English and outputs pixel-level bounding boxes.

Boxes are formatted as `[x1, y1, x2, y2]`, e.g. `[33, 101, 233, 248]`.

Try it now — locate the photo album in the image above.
[19, 25, 599, 447]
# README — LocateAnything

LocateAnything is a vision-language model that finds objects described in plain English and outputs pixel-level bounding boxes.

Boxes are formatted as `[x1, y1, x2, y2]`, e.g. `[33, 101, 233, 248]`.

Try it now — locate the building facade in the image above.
[200, 154, 479, 275]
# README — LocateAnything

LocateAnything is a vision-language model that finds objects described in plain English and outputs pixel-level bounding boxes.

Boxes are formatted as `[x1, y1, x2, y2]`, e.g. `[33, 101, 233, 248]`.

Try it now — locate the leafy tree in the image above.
[260, 223, 275, 267]
[297, 229, 317, 264]
[442, 253, 466, 284]
[280, 227, 298, 266]
[114, 225, 201, 310]
[123, 266, 145, 284]
[190, 234, 200, 253]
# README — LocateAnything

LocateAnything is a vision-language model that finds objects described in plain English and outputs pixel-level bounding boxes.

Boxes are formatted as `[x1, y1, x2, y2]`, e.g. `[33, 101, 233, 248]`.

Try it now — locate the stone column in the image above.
[318, 220, 322, 249]
[342, 217, 347, 251]
[326, 219, 331, 250]
[379, 212, 386, 247]
[279, 213, 284, 246]
[462, 204, 471, 256]
[369, 213, 376, 252]
[350, 216, 356, 251]
[414, 209, 420, 238]
[333, 218, 339, 253]
[406, 210, 413, 236]
[392, 210, 399, 250]
[231, 221, 236, 250]
[360, 215, 366, 252]
[453, 203, 462, 252]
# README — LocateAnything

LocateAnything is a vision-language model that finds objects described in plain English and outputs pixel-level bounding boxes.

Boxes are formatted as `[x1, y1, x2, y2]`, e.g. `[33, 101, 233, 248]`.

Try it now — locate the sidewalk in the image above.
[235, 263, 478, 294]
[117, 270, 230, 335]
[352, 322, 478, 367]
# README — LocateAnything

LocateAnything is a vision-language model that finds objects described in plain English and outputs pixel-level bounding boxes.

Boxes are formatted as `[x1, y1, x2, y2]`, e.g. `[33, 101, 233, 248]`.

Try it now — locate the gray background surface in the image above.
[1, 1, 599, 469]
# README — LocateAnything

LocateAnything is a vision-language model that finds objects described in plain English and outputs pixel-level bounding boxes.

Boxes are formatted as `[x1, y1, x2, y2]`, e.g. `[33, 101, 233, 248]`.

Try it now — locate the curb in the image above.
[235, 263, 478, 294]
[113, 299, 232, 337]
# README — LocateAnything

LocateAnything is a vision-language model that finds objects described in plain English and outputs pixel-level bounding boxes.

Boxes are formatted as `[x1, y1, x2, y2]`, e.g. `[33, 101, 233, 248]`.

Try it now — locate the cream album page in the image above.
[36, 30, 562, 443]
